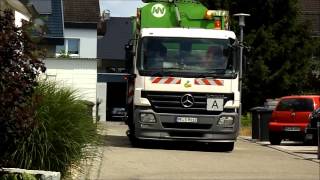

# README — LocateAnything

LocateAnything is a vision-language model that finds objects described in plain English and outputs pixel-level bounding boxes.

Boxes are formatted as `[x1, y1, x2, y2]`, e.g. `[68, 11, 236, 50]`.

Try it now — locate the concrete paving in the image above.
[242, 136, 320, 163]
[86, 121, 320, 180]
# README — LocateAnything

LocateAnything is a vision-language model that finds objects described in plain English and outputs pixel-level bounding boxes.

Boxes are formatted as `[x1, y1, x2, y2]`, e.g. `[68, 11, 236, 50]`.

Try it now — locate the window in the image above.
[56, 39, 80, 57]
[137, 37, 237, 78]
[68, 39, 79, 54]
[276, 98, 314, 112]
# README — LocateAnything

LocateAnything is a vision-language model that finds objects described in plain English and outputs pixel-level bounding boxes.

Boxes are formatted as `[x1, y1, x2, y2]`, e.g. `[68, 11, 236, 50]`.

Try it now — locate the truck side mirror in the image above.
[243, 54, 247, 74]
[228, 38, 237, 47]
[125, 44, 133, 54]
[125, 43, 134, 73]
[242, 46, 252, 74]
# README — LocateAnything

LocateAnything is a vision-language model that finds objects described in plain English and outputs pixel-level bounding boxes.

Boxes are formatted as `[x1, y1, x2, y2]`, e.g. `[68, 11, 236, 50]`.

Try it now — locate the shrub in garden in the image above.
[10, 81, 98, 176]
[0, 10, 45, 166]
[0, 173, 37, 180]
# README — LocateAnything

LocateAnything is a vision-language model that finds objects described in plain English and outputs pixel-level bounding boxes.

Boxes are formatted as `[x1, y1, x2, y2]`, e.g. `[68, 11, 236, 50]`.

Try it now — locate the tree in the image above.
[203, 0, 318, 111]
[0, 10, 46, 166]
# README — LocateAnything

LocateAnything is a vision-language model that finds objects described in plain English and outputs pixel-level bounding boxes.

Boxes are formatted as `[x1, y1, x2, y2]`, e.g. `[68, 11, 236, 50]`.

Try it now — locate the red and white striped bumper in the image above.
[194, 78, 224, 86]
[151, 77, 181, 84]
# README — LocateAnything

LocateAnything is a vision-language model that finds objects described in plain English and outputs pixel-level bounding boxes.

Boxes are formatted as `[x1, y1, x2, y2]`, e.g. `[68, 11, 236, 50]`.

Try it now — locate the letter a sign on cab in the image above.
[151, 4, 166, 18]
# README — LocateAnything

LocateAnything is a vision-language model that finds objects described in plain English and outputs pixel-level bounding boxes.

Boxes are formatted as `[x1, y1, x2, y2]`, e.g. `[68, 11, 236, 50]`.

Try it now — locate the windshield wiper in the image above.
[196, 70, 237, 78]
[196, 73, 218, 78]
[150, 69, 176, 77]
[207, 69, 227, 74]
[163, 67, 182, 70]
[151, 71, 163, 77]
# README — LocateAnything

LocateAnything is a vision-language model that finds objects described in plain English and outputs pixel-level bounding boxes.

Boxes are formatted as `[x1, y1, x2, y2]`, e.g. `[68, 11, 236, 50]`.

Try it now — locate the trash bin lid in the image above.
[250, 106, 273, 112]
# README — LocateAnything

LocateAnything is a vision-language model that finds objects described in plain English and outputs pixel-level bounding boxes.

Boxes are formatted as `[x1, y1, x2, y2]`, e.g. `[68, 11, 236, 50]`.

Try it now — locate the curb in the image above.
[1, 168, 61, 180]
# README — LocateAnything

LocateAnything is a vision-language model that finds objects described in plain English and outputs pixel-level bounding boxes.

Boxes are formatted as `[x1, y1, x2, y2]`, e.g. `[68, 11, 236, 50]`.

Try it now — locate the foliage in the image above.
[57, 50, 70, 58]
[0, 10, 46, 166]
[9, 81, 98, 176]
[241, 113, 252, 127]
[203, 0, 319, 111]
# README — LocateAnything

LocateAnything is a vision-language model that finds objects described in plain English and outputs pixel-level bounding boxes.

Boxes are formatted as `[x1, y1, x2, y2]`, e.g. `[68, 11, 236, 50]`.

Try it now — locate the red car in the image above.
[268, 95, 320, 145]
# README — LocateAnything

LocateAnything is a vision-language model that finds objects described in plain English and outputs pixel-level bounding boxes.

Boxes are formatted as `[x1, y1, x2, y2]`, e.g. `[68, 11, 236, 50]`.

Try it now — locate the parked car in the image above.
[305, 108, 320, 145]
[111, 107, 127, 120]
[268, 95, 320, 145]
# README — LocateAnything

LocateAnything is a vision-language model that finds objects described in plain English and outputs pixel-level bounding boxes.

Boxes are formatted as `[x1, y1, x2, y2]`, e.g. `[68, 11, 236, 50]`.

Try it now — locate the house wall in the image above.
[299, 0, 320, 37]
[43, 59, 97, 118]
[64, 28, 98, 58]
[97, 83, 107, 121]
[15, 11, 30, 27]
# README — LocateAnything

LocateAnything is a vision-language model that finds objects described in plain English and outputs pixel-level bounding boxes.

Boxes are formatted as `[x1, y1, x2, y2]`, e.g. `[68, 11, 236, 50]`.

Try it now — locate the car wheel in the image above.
[269, 132, 281, 145]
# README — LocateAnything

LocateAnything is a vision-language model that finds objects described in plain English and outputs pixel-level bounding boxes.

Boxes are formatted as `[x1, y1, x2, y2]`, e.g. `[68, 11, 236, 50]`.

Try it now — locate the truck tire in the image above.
[128, 132, 142, 147]
[269, 132, 281, 145]
[222, 142, 234, 152]
[211, 142, 234, 152]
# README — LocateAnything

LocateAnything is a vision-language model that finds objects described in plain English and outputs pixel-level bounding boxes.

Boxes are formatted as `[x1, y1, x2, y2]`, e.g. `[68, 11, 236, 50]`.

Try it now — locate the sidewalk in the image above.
[71, 121, 109, 180]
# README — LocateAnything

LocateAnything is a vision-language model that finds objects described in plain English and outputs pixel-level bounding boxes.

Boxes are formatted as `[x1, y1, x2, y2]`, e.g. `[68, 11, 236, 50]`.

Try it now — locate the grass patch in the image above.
[240, 113, 252, 136]
[9, 81, 98, 176]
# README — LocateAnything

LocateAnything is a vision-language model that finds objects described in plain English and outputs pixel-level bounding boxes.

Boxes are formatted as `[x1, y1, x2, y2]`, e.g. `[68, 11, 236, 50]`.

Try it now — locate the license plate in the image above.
[284, 127, 301, 131]
[176, 117, 198, 123]
[207, 97, 224, 111]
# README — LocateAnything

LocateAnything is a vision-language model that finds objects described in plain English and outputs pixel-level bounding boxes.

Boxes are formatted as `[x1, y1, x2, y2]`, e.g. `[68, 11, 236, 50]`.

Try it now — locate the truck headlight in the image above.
[140, 113, 156, 123]
[217, 116, 234, 126]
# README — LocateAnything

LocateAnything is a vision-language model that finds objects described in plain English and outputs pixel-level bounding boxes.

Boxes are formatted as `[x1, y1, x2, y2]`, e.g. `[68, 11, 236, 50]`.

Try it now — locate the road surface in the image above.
[87, 121, 320, 180]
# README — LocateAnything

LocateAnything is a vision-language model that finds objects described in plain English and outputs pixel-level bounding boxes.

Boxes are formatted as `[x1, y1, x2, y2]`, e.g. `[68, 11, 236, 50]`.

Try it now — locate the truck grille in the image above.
[162, 123, 212, 129]
[141, 91, 234, 115]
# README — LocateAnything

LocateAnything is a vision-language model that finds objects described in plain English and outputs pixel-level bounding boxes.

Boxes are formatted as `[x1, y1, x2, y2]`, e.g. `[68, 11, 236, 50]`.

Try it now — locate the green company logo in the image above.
[184, 81, 192, 88]
[151, 4, 166, 18]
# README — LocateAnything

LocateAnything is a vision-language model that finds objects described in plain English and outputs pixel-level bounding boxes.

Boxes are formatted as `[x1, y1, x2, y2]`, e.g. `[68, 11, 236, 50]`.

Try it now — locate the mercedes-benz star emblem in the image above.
[181, 94, 194, 108]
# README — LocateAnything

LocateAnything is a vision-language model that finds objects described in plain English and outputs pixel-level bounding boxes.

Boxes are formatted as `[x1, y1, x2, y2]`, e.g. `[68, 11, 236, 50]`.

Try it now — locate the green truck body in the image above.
[137, 0, 229, 30]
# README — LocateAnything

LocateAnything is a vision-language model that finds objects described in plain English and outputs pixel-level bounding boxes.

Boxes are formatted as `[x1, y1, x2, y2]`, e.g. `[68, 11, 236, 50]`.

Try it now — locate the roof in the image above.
[63, 0, 100, 24]
[2, 0, 33, 17]
[28, 0, 52, 14]
[98, 17, 133, 60]
[30, 0, 100, 39]
[30, 0, 64, 38]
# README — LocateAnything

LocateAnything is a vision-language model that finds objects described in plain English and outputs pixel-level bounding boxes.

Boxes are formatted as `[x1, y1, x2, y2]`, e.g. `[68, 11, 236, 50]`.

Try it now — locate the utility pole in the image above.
[233, 13, 250, 128]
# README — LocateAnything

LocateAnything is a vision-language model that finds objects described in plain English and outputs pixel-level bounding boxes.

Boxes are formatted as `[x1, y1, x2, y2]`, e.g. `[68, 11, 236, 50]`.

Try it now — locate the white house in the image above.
[29, 0, 101, 118]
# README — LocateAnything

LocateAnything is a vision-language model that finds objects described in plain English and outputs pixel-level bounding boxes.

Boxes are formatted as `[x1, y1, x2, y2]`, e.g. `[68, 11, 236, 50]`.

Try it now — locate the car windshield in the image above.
[137, 37, 237, 78]
[276, 98, 314, 112]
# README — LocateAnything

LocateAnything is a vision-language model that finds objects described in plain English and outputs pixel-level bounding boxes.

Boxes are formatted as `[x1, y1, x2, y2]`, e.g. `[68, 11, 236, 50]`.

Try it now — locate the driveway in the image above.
[85, 121, 320, 180]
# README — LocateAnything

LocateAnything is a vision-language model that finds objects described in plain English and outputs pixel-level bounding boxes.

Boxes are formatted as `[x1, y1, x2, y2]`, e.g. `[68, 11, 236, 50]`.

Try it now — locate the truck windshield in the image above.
[137, 37, 237, 78]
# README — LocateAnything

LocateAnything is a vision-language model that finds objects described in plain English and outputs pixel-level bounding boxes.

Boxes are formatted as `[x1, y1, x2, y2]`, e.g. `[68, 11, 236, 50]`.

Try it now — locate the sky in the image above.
[100, 0, 145, 17]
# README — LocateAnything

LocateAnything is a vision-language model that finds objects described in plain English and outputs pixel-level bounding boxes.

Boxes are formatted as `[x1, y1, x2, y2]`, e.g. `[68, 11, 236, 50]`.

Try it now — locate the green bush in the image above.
[241, 113, 252, 127]
[10, 81, 98, 176]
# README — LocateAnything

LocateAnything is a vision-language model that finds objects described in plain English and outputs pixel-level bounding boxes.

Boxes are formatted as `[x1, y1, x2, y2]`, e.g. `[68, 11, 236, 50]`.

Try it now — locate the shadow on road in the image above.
[100, 135, 132, 148]
[100, 134, 233, 153]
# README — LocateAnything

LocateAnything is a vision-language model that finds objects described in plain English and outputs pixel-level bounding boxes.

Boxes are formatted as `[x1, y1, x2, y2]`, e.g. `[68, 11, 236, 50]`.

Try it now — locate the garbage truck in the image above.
[125, 0, 241, 151]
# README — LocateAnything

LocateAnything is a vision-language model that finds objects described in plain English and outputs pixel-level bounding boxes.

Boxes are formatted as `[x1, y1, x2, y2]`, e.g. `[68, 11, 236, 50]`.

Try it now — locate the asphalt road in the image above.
[90, 121, 320, 180]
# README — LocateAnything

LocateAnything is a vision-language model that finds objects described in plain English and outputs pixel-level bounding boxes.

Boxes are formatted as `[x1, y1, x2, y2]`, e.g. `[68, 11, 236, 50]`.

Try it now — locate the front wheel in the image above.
[221, 142, 234, 152]
[269, 132, 282, 145]
[126, 128, 143, 147]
